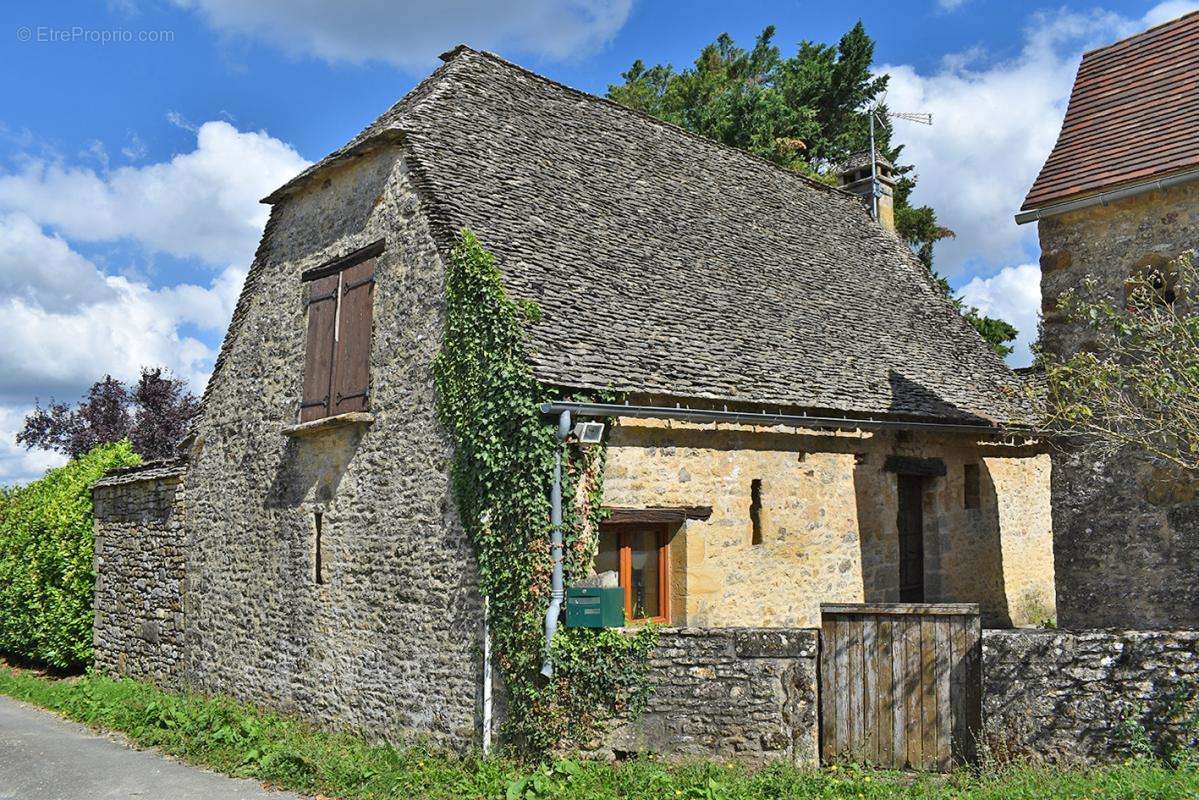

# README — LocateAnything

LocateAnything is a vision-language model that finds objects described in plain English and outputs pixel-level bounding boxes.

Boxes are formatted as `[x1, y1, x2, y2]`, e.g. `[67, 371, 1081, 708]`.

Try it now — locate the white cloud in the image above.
[959, 263, 1041, 368]
[0, 121, 308, 266]
[881, 1, 1199, 280]
[0, 213, 117, 312]
[0, 184, 248, 484]
[0, 405, 67, 488]
[1143, 0, 1199, 26]
[938, 0, 967, 10]
[0, 216, 244, 403]
[0, 251, 243, 484]
[121, 131, 148, 162]
[173, 0, 633, 69]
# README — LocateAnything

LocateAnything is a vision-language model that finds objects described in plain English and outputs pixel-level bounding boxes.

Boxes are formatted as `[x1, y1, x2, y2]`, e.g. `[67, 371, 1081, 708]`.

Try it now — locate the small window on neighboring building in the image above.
[596, 525, 669, 623]
[1126, 253, 1180, 309]
[299, 243, 381, 422]
[750, 478, 763, 545]
[964, 463, 981, 510]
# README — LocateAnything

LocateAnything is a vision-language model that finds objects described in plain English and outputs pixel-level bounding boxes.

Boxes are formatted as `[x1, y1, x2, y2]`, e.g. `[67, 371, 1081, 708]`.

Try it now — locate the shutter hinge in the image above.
[343, 276, 376, 292]
[300, 394, 329, 410]
[303, 290, 338, 308]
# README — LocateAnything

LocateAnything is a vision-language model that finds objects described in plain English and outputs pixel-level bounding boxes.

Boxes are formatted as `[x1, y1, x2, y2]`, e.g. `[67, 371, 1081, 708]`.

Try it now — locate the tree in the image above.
[963, 310, 1018, 359]
[1033, 254, 1199, 472]
[18, 368, 198, 461]
[607, 22, 1018, 358]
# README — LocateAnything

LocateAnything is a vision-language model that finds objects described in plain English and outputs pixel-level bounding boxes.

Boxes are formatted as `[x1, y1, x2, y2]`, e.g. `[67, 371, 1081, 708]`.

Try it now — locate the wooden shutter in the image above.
[300, 273, 340, 422]
[331, 257, 375, 415]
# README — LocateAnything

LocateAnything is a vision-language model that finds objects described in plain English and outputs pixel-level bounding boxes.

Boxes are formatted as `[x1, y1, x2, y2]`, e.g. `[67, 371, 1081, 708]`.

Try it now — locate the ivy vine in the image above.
[433, 229, 657, 756]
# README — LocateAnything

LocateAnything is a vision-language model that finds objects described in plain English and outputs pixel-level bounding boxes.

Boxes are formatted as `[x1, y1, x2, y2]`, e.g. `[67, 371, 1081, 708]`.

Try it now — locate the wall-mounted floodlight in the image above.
[573, 421, 605, 444]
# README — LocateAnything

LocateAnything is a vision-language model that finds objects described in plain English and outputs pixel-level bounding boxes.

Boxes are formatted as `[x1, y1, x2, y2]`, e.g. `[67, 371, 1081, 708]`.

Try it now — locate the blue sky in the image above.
[0, 0, 1194, 483]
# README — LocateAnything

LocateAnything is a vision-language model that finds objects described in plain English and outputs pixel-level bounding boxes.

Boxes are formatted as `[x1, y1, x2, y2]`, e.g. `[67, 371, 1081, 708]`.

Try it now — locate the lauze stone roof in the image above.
[1023, 10, 1199, 211]
[264, 47, 1024, 425]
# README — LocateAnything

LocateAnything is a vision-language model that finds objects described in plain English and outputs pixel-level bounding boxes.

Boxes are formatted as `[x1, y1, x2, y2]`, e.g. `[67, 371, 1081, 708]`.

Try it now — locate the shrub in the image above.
[0, 441, 140, 668]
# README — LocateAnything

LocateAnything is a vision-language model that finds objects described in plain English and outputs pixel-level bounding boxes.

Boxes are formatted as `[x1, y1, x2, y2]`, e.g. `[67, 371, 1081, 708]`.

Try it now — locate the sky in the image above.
[0, 0, 1195, 484]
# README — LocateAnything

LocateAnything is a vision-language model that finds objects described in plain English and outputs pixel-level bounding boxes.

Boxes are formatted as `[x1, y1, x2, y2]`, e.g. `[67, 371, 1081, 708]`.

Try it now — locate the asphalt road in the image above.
[0, 695, 305, 800]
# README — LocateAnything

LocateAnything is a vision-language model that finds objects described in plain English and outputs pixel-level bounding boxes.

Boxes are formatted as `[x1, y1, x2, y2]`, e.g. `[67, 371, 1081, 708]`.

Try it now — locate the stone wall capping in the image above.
[281, 412, 375, 438]
[821, 602, 980, 616]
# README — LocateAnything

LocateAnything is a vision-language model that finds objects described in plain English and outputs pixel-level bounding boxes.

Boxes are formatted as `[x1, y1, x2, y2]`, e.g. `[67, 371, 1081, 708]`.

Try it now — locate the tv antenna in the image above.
[867, 104, 932, 220]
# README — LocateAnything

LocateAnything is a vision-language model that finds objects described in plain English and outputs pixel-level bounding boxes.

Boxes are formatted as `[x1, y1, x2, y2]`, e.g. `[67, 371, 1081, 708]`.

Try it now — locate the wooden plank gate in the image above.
[819, 603, 981, 771]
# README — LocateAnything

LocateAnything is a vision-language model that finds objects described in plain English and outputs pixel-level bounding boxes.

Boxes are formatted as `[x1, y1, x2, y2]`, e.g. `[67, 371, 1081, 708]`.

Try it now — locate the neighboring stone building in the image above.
[1018, 11, 1199, 630]
[93, 46, 1054, 755]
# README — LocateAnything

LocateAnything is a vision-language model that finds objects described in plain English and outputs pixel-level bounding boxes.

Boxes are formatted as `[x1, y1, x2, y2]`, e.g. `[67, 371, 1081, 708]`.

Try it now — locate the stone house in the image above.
[92, 46, 1054, 753]
[1017, 10, 1199, 630]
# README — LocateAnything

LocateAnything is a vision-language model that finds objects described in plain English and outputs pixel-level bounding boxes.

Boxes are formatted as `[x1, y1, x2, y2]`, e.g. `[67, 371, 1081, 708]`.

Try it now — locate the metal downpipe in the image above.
[540, 409, 571, 678]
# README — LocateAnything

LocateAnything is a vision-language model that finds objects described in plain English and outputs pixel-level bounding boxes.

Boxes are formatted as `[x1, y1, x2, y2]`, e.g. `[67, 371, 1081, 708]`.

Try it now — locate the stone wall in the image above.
[178, 146, 484, 747]
[1038, 181, 1199, 629]
[982, 628, 1199, 763]
[92, 463, 188, 683]
[603, 417, 1054, 629]
[595, 628, 820, 766]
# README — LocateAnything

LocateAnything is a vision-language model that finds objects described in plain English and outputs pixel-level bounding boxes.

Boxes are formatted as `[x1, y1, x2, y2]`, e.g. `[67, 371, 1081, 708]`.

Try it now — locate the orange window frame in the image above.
[603, 523, 670, 624]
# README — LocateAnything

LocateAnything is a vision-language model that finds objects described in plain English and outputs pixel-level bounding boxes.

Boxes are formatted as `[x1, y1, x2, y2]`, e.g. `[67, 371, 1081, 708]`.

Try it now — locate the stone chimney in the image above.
[837, 151, 897, 234]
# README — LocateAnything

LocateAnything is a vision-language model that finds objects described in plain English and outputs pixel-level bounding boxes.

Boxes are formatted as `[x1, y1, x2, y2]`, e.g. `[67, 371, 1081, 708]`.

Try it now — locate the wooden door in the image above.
[897, 475, 925, 602]
[819, 603, 981, 771]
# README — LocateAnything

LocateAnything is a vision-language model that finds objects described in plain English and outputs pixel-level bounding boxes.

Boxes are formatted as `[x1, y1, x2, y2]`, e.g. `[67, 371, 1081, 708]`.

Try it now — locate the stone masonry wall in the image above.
[983, 629, 1199, 763]
[180, 146, 483, 748]
[595, 628, 820, 766]
[604, 417, 1054, 629]
[93, 466, 188, 684]
[1038, 181, 1199, 629]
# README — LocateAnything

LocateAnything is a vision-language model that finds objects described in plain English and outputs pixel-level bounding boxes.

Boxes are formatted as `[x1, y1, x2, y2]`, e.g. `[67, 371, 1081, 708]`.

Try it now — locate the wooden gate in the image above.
[819, 603, 981, 771]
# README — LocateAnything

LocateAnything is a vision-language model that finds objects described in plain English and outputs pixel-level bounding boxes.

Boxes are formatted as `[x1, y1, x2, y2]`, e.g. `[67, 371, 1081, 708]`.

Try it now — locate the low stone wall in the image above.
[92, 462, 188, 684]
[982, 628, 1199, 763]
[595, 628, 820, 766]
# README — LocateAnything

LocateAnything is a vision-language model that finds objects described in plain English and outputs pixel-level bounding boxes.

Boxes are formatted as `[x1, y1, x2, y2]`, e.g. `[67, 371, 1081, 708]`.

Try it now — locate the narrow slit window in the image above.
[314, 511, 324, 585]
[964, 463, 981, 510]
[750, 478, 763, 545]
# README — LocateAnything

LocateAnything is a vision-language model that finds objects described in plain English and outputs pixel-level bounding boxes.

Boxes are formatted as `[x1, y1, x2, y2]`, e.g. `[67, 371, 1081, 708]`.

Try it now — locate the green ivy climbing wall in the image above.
[433, 230, 656, 756]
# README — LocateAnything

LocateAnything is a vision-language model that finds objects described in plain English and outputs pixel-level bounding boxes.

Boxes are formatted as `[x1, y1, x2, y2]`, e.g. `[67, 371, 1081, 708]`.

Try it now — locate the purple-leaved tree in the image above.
[18, 368, 199, 461]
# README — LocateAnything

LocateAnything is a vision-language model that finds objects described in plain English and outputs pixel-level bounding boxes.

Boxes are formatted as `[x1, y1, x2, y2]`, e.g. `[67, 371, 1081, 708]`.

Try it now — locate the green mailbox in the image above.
[565, 586, 625, 628]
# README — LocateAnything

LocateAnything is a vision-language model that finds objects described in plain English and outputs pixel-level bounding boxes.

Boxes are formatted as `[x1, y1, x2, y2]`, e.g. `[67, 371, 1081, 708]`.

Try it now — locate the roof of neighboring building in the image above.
[93, 458, 187, 489]
[252, 46, 1025, 426]
[1022, 10, 1199, 211]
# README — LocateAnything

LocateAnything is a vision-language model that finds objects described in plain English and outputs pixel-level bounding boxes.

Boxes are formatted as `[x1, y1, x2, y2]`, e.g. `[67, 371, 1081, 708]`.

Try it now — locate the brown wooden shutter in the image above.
[331, 257, 375, 415]
[300, 273, 340, 422]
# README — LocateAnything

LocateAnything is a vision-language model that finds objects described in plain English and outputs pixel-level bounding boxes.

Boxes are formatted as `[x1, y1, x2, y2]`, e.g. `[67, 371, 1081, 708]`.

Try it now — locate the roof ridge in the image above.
[440, 45, 857, 201]
[1081, 8, 1199, 58]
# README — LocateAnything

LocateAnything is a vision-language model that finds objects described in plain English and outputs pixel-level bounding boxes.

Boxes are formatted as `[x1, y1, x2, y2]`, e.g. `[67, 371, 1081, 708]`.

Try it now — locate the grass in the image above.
[2, 663, 1198, 800]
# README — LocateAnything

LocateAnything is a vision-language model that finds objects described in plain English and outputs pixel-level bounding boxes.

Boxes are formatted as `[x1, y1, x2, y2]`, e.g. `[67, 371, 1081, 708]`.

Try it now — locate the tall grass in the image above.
[2, 665, 1197, 800]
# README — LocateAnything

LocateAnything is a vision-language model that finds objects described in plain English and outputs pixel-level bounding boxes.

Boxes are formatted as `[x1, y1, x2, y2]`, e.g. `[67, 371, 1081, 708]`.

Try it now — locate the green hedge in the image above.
[0, 442, 140, 668]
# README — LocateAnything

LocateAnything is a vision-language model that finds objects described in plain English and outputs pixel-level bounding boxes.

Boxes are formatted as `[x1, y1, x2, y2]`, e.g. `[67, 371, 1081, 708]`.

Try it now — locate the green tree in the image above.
[1034, 254, 1199, 472]
[608, 23, 1017, 358]
[0, 441, 140, 668]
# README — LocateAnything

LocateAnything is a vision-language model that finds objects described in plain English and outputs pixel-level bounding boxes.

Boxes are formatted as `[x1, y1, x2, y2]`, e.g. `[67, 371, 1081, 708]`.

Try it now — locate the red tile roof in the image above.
[1022, 10, 1199, 211]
